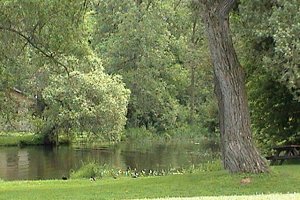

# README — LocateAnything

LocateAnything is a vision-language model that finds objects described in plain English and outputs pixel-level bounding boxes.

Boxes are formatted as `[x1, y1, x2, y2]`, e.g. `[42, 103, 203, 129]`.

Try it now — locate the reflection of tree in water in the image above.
[122, 149, 157, 170]
[17, 149, 29, 179]
[0, 152, 7, 178]
[26, 146, 75, 180]
[0, 148, 30, 180]
[121, 143, 206, 171]
[3, 148, 19, 180]
[0, 143, 218, 180]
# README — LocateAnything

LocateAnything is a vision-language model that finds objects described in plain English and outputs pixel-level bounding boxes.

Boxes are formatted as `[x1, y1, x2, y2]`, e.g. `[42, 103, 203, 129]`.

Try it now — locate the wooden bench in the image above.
[266, 145, 300, 165]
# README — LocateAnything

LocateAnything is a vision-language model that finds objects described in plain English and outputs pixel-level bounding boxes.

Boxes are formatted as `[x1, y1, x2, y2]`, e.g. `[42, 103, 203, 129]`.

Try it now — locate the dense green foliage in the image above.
[0, 0, 217, 144]
[0, 1, 130, 144]
[42, 66, 130, 142]
[0, 165, 300, 199]
[234, 0, 300, 148]
[0, 0, 299, 148]
[91, 0, 216, 134]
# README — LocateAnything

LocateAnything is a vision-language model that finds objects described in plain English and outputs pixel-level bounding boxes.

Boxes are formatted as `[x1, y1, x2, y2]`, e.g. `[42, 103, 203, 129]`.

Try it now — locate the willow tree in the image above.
[0, 1, 131, 144]
[197, 0, 268, 173]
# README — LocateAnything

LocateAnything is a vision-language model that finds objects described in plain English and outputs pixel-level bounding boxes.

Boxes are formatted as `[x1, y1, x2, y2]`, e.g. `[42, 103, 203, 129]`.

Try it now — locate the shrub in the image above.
[70, 162, 115, 179]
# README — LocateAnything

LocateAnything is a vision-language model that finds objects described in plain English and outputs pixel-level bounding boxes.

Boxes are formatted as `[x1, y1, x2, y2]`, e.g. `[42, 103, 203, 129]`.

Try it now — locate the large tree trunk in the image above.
[199, 0, 268, 173]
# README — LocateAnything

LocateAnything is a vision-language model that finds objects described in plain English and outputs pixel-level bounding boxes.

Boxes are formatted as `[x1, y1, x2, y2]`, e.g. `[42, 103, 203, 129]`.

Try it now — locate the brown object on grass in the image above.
[240, 177, 251, 185]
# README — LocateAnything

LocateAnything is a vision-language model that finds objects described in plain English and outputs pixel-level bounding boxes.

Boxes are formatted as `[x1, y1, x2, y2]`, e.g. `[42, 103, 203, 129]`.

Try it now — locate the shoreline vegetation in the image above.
[0, 165, 299, 200]
[0, 132, 42, 147]
[0, 126, 219, 148]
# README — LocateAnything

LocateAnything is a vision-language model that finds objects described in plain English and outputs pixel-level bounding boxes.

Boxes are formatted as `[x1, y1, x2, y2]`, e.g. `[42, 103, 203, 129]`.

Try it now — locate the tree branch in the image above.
[219, 0, 236, 18]
[0, 26, 70, 76]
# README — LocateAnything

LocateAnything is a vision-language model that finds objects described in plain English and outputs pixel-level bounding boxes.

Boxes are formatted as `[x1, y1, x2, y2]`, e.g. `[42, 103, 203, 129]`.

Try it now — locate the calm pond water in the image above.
[0, 142, 219, 181]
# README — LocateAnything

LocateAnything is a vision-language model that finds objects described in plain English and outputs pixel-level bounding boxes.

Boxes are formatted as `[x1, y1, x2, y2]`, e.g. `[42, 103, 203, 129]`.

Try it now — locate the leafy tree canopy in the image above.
[0, 1, 130, 143]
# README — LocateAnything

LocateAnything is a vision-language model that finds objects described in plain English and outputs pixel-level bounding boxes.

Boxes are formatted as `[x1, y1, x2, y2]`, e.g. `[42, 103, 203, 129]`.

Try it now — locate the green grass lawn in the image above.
[0, 165, 299, 200]
[144, 193, 300, 200]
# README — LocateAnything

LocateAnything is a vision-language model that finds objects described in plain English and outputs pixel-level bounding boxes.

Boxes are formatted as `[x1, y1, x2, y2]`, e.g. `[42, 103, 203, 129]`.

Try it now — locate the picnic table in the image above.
[266, 145, 300, 165]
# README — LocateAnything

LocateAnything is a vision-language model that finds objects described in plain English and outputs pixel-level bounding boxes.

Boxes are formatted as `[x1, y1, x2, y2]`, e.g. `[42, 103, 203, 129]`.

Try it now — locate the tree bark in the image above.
[199, 0, 268, 173]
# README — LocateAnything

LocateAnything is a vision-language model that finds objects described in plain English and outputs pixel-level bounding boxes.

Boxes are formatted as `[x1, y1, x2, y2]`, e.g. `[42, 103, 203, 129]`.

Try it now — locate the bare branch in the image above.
[191, 18, 198, 44]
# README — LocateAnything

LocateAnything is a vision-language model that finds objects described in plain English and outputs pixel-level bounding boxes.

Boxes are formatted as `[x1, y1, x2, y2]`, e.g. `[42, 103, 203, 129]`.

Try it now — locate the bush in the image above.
[184, 160, 222, 173]
[165, 124, 215, 142]
[123, 127, 155, 141]
[70, 162, 98, 179]
[123, 125, 220, 146]
[70, 162, 115, 179]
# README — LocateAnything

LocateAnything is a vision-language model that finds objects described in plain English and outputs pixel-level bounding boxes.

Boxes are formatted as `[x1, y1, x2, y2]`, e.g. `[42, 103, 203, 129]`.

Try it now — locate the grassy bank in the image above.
[0, 165, 299, 200]
[0, 132, 42, 146]
[0, 125, 218, 147]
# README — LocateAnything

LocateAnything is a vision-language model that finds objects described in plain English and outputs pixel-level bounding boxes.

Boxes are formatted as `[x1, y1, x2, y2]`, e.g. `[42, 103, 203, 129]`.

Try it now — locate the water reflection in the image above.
[0, 142, 219, 181]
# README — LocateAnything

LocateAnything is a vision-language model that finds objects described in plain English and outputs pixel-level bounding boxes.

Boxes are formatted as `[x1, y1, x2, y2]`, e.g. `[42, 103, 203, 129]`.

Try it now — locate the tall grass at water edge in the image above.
[70, 160, 223, 179]
[124, 125, 219, 145]
[0, 131, 42, 146]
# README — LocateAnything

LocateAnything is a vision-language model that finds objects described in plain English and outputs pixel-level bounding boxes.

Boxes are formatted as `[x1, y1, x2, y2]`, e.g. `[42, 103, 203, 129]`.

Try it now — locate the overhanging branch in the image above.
[0, 26, 70, 76]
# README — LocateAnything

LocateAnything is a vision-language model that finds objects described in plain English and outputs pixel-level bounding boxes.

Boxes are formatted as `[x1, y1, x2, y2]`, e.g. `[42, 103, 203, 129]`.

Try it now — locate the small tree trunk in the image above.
[189, 65, 196, 124]
[200, 0, 268, 173]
